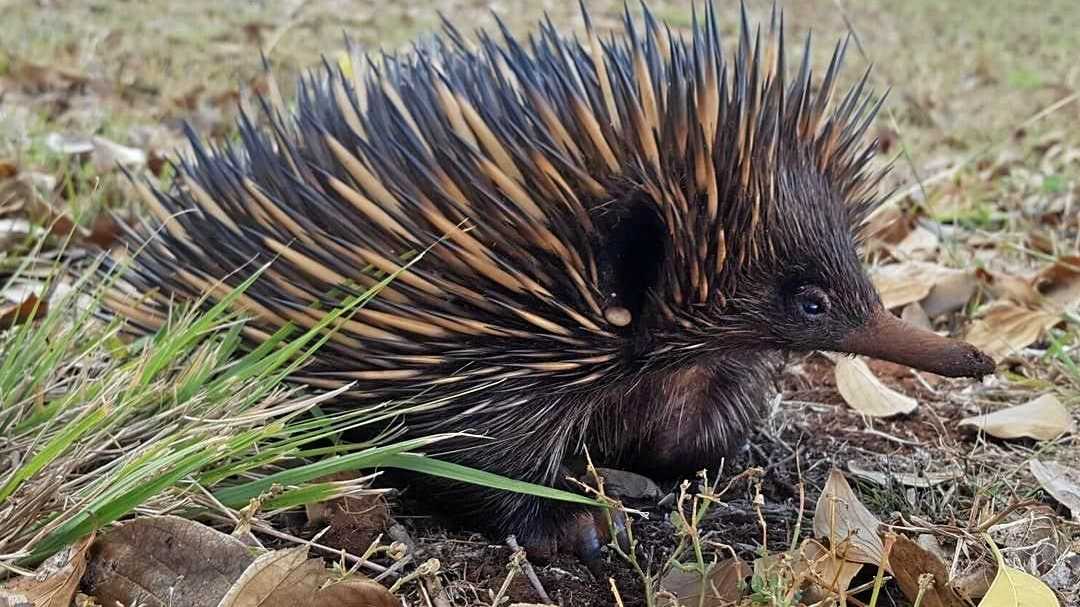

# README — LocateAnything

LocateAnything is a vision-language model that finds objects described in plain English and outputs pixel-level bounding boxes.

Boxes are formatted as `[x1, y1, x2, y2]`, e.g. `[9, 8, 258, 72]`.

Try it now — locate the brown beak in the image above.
[838, 309, 996, 378]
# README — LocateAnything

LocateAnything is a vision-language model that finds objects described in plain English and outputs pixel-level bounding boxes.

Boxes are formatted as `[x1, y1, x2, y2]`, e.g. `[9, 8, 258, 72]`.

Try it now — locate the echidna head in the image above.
[720, 161, 994, 379]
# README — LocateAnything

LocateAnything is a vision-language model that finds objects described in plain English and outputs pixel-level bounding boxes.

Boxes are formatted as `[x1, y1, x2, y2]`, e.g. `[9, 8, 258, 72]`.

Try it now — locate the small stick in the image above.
[191, 482, 264, 549]
[609, 577, 625, 607]
[386, 523, 448, 606]
[200, 511, 395, 577]
[506, 535, 552, 604]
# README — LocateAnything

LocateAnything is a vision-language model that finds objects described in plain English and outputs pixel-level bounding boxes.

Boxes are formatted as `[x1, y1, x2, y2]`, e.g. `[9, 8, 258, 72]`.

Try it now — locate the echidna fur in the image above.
[101, 2, 937, 553]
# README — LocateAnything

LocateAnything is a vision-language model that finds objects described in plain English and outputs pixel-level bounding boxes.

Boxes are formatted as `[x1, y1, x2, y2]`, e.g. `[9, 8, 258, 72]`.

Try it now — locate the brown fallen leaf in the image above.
[952, 562, 996, 602]
[871, 262, 938, 309]
[83, 516, 254, 607]
[833, 356, 918, 418]
[813, 469, 887, 567]
[84, 214, 123, 249]
[659, 557, 750, 606]
[890, 534, 967, 607]
[901, 301, 932, 330]
[0, 293, 47, 329]
[921, 269, 978, 318]
[958, 394, 1074, 441]
[799, 539, 863, 602]
[871, 262, 975, 314]
[964, 302, 1060, 359]
[1026, 230, 1056, 255]
[216, 545, 396, 607]
[10, 180, 121, 249]
[862, 205, 914, 246]
[893, 225, 940, 258]
[0, 535, 93, 607]
[0, 161, 16, 180]
[1028, 460, 1080, 520]
[1032, 255, 1080, 313]
[976, 268, 1042, 307]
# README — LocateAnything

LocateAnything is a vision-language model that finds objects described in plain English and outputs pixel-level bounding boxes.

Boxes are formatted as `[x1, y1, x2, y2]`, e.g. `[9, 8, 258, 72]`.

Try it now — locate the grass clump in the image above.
[0, 240, 596, 576]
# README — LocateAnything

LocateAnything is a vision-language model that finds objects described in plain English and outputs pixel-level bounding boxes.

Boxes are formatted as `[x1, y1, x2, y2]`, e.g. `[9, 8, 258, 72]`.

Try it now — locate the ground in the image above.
[0, 1, 1078, 606]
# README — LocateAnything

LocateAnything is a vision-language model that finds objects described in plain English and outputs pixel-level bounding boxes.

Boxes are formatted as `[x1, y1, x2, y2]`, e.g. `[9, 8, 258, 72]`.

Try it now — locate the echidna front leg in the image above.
[471, 466, 627, 562]
[408, 406, 625, 561]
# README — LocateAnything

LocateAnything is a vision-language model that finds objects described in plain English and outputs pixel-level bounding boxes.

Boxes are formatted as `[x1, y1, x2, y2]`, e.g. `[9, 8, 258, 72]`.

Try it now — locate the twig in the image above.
[387, 523, 448, 605]
[200, 511, 395, 577]
[506, 535, 551, 604]
[190, 482, 264, 549]
[489, 549, 523, 606]
[975, 500, 1042, 533]
[609, 577, 625, 607]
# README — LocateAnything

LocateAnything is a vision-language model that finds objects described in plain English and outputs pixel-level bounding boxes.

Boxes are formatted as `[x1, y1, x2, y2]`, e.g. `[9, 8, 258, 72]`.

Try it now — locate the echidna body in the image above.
[104, 3, 994, 557]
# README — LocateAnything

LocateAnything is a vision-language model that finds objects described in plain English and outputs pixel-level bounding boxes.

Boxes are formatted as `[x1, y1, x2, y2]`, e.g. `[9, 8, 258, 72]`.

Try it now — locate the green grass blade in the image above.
[379, 453, 603, 507]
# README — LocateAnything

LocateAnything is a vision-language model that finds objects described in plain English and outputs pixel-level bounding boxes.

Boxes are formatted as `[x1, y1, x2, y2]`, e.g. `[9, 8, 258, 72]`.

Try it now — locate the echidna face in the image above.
[716, 164, 993, 379]
[724, 163, 882, 355]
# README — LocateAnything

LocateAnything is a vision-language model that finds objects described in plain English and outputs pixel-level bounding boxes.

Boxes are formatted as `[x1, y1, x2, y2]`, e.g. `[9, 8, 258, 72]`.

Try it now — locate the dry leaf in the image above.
[980, 537, 1060, 607]
[890, 534, 967, 607]
[44, 132, 95, 156]
[813, 469, 886, 567]
[871, 262, 939, 309]
[954, 563, 996, 602]
[0, 535, 93, 607]
[862, 204, 912, 245]
[594, 468, 662, 501]
[834, 356, 918, 418]
[83, 516, 254, 607]
[0, 293, 47, 329]
[965, 302, 1060, 359]
[216, 545, 396, 607]
[90, 136, 147, 170]
[922, 270, 978, 318]
[901, 302, 932, 329]
[1028, 460, 1080, 520]
[659, 557, 750, 606]
[976, 268, 1042, 306]
[958, 394, 1074, 441]
[847, 461, 961, 488]
[1032, 255, 1080, 312]
[799, 539, 863, 601]
[894, 225, 940, 257]
[871, 262, 974, 313]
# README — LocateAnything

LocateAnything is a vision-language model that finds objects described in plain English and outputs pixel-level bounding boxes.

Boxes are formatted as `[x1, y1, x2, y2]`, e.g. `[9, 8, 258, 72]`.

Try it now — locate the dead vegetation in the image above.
[1, 0, 1078, 605]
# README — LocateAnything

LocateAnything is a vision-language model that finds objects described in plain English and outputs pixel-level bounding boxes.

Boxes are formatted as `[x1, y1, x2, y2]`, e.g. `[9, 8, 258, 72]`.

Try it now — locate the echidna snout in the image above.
[839, 309, 997, 378]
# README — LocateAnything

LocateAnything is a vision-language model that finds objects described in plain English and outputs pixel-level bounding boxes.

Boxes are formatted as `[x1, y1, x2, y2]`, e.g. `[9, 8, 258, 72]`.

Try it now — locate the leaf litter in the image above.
[958, 393, 1074, 440]
[79, 516, 396, 607]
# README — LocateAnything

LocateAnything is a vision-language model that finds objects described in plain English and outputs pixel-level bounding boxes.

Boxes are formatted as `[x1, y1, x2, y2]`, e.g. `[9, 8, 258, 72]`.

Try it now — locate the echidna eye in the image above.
[794, 287, 830, 320]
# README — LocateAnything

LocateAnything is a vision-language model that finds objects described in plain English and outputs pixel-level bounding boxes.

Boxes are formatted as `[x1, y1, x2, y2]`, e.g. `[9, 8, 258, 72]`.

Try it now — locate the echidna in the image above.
[101, 3, 995, 559]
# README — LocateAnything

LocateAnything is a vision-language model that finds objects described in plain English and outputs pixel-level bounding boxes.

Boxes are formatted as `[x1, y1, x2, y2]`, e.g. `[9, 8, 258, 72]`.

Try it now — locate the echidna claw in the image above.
[557, 509, 629, 565]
